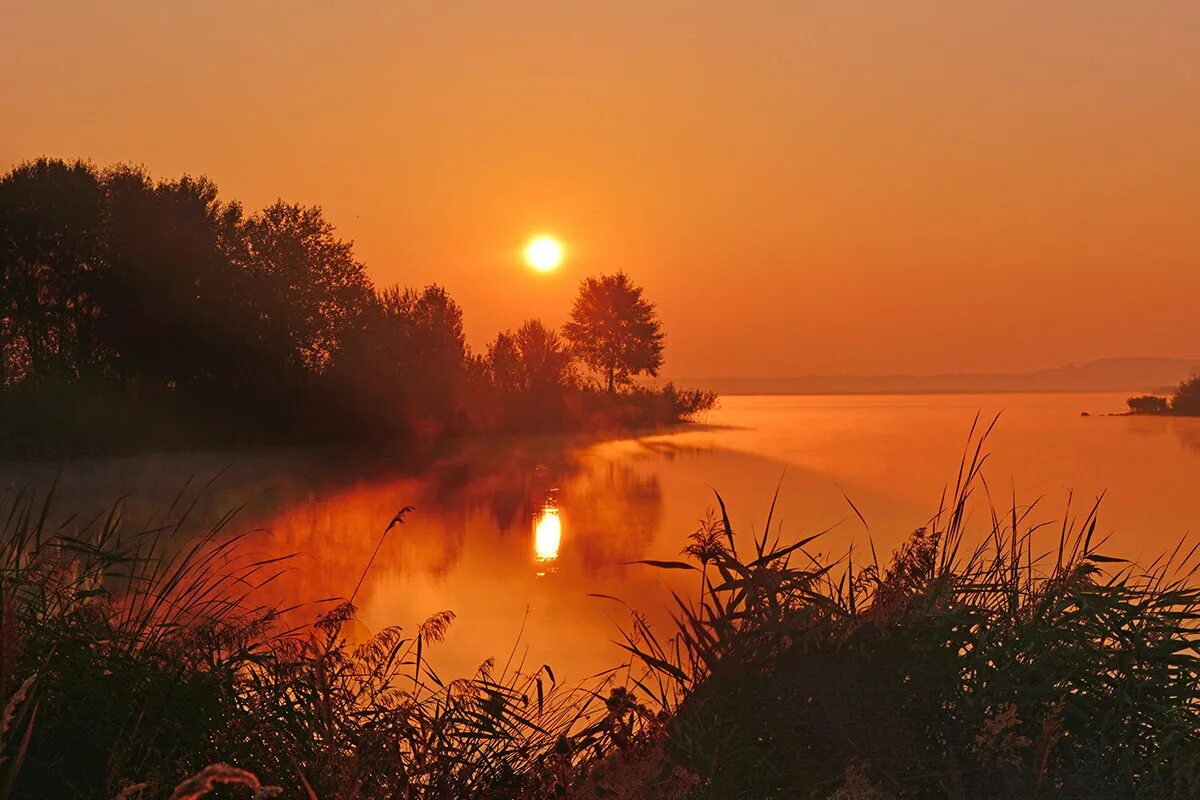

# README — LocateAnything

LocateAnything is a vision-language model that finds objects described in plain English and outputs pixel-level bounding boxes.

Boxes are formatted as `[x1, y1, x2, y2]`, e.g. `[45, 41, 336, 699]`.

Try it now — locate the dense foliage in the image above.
[3, 430, 1199, 799]
[1172, 376, 1200, 416]
[619, 425, 1200, 799]
[0, 492, 609, 799]
[0, 158, 715, 457]
[562, 273, 665, 393]
[1126, 375, 1200, 416]
[1126, 394, 1170, 415]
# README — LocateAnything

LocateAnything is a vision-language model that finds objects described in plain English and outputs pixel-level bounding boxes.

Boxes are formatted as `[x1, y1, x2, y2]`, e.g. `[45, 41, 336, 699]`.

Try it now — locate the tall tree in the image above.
[562, 272, 664, 392]
[482, 318, 575, 430]
[485, 331, 522, 394]
[486, 318, 572, 394]
[512, 319, 572, 393]
[239, 202, 373, 377]
[1171, 376, 1200, 416]
[376, 284, 466, 376]
[331, 284, 467, 433]
[0, 159, 106, 383]
[97, 166, 249, 390]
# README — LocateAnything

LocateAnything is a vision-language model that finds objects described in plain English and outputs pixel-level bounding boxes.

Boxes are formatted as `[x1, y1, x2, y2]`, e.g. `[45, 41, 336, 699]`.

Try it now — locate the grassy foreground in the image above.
[3, 433, 1200, 799]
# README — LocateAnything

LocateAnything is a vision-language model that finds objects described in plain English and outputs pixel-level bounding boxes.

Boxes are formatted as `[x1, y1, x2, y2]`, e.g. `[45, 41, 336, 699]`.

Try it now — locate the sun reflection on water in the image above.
[533, 502, 562, 575]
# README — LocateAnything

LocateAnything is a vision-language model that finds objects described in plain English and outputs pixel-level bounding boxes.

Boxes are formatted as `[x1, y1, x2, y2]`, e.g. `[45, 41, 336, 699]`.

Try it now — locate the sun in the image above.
[524, 235, 565, 272]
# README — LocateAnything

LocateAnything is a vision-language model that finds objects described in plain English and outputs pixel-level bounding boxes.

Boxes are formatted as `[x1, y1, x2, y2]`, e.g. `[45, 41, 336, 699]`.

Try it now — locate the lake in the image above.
[5, 391, 1200, 682]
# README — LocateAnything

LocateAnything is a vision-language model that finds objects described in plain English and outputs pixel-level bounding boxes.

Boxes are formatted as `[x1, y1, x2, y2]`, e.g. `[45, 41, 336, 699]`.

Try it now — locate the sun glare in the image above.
[524, 235, 564, 272]
[533, 504, 562, 574]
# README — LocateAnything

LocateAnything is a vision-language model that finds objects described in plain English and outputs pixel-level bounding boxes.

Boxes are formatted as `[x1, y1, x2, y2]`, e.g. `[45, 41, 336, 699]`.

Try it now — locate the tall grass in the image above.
[3, 420, 1200, 798]
[0, 482, 288, 798]
[618, 417, 1200, 798]
[0, 488, 623, 799]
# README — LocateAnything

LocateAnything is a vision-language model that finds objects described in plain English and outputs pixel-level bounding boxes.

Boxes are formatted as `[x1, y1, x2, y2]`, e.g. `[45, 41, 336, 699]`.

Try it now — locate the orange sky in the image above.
[3, 2, 1198, 378]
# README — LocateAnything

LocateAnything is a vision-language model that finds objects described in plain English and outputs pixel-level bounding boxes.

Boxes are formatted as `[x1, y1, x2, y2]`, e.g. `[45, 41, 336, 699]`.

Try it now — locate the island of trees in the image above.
[0, 158, 715, 457]
[1126, 376, 1200, 416]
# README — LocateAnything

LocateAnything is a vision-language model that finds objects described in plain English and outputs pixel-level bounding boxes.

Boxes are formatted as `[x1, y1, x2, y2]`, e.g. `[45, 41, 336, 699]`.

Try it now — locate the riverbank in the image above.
[1125, 376, 1200, 418]
[6, 392, 1200, 684]
[3, 432, 1199, 799]
[0, 380, 717, 461]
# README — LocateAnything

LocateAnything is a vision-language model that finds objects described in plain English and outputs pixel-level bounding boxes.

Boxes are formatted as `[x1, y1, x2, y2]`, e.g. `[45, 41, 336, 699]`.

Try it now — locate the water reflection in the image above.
[1170, 418, 1200, 455]
[8, 393, 1200, 681]
[1122, 414, 1200, 457]
[533, 498, 562, 575]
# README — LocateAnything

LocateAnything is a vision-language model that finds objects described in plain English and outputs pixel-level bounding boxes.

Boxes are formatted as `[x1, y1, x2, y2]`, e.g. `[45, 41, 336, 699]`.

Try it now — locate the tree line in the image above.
[1127, 375, 1200, 417]
[0, 158, 714, 455]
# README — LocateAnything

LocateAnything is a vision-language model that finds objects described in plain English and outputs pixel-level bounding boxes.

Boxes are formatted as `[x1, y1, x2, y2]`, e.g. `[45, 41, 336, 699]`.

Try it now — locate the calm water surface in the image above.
[5, 392, 1200, 680]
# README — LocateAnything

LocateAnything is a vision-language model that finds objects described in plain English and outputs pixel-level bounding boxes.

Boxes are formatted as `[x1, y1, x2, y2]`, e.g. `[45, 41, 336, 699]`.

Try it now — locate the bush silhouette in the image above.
[1126, 394, 1170, 414]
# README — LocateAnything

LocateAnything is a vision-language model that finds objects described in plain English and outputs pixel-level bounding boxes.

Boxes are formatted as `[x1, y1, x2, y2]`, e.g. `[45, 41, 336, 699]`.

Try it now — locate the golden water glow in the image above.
[533, 503, 562, 572]
[524, 235, 564, 272]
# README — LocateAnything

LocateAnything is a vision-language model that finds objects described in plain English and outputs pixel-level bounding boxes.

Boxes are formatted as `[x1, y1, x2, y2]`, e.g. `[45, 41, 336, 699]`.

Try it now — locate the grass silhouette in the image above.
[3, 423, 1199, 799]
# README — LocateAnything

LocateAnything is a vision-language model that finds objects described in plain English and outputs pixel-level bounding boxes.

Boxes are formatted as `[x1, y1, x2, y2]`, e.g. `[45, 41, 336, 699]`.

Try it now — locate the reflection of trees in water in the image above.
[1169, 419, 1200, 455]
[560, 462, 663, 572]
[1124, 415, 1200, 456]
[409, 444, 583, 535]
[256, 479, 471, 590]
[252, 445, 666, 611]
[634, 438, 718, 463]
[478, 460, 568, 534]
[6, 435, 675, 611]
[425, 442, 667, 572]
[0, 444, 428, 540]
[586, 436, 719, 467]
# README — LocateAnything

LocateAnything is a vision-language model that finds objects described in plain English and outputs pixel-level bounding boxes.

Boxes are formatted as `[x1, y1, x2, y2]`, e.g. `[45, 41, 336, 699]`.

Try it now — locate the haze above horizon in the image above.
[3, 2, 1197, 378]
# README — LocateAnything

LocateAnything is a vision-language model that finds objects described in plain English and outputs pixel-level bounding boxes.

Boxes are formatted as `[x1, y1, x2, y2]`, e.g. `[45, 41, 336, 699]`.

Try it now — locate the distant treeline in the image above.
[1127, 376, 1200, 416]
[0, 158, 714, 456]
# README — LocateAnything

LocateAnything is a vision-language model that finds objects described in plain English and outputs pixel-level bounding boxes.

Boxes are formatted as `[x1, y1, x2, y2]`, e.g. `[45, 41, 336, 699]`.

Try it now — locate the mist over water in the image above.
[5, 391, 1200, 680]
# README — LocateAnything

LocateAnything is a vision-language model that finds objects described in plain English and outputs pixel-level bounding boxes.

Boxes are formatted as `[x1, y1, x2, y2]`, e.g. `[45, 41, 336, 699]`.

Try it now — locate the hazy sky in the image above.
[3, 1, 1198, 377]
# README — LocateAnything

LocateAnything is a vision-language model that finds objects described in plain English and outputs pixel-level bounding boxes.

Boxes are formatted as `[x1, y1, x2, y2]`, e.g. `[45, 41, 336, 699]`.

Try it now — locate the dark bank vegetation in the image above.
[3, 427, 1200, 799]
[0, 158, 715, 458]
[620, 426, 1200, 800]
[1127, 374, 1200, 417]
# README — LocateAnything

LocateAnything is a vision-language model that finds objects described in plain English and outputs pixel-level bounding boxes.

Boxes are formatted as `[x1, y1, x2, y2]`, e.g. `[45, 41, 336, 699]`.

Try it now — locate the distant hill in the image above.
[682, 357, 1200, 396]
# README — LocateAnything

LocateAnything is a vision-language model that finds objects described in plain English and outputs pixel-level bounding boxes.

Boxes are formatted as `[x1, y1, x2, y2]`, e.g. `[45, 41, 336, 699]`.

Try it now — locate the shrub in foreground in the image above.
[3, 429, 1200, 799]
[620, 427, 1200, 799]
[0, 492, 630, 799]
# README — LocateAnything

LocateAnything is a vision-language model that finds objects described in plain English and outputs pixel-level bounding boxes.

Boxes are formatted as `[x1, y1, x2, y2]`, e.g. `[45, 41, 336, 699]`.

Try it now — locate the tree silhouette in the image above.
[483, 318, 575, 429]
[240, 202, 373, 376]
[0, 158, 705, 454]
[378, 284, 466, 418]
[376, 284, 466, 375]
[97, 166, 250, 390]
[487, 319, 572, 394]
[0, 158, 106, 383]
[485, 330, 522, 395]
[331, 284, 468, 432]
[1171, 376, 1200, 416]
[1126, 394, 1169, 415]
[562, 272, 664, 392]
